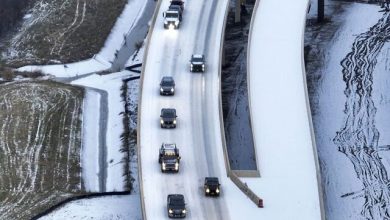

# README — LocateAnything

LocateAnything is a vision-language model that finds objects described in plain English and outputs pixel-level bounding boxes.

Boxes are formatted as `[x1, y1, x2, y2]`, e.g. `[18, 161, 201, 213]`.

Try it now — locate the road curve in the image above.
[139, 0, 230, 219]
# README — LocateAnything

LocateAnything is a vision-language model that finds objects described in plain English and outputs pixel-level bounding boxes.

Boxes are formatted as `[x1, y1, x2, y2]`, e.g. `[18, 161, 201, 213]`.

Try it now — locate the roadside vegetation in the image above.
[0, 0, 126, 67]
[0, 81, 85, 220]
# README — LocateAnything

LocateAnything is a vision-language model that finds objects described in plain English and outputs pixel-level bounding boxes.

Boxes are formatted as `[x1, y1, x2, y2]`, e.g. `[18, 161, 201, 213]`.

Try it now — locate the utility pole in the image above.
[318, 0, 324, 23]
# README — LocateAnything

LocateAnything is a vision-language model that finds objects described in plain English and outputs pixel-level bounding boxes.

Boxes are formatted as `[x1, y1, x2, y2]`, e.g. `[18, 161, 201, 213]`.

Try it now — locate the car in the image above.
[160, 108, 177, 128]
[170, 0, 184, 11]
[204, 177, 220, 196]
[168, 5, 183, 21]
[159, 143, 181, 173]
[190, 54, 205, 72]
[163, 10, 181, 29]
[167, 194, 186, 218]
[160, 76, 175, 96]
[159, 143, 180, 163]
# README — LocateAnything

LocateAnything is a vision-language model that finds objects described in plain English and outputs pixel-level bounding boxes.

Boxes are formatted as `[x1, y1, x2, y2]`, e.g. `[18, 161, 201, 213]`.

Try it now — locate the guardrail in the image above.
[136, 0, 163, 219]
[300, 1, 326, 219]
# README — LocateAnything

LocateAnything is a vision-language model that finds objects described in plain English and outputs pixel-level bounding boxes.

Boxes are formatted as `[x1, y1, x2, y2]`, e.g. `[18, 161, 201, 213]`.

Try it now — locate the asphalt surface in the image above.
[139, 0, 231, 219]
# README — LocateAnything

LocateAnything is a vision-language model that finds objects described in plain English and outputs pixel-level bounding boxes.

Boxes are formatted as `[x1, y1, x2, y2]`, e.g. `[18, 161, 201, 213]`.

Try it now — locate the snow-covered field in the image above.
[17, 0, 148, 78]
[307, 2, 390, 219]
[0, 81, 84, 220]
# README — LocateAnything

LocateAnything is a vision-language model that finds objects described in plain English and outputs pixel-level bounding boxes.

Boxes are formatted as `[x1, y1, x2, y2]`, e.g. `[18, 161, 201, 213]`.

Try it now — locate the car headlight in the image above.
[175, 162, 179, 170]
[173, 120, 176, 124]
[160, 119, 164, 124]
[164, 20, 168, 24]
[162, 163, 166, 170]
[206, 188, 210, 193]
[160, 88, 163, 92]
[191, 64, 193, 68]
[175, 20, 179, 25]
[169, 209, 173, 214]
[171, 88, 174, 92]
[182, 209, 186, 214]
[216, 188, 220, 193]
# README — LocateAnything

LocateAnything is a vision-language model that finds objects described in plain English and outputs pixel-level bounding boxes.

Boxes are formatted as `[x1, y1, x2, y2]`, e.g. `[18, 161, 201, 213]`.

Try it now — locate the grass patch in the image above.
[0, 81, 85, 220]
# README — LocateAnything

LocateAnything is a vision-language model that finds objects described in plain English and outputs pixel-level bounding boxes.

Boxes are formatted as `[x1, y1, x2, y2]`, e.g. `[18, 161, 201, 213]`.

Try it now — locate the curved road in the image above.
[139, 0, 230, 219]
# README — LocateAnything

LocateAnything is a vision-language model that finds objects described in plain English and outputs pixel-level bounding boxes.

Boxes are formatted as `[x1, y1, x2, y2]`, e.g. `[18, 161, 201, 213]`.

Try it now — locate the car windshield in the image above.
[171, 197, 184, 205]
[161, 78, 174, 86]
[166, 12, 178, 18]
[163, 110, 176, 118]
[206, 178, 219, 185]
[192, 56, 203, 62]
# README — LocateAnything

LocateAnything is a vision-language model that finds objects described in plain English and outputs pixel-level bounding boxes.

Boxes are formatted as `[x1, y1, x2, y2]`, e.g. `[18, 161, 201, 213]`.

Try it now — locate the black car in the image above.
[160, 76, 175, 96]
[170, 0, 184, 11]
[160, 108, 177, 128]
[204, 177, 220, 196]
[190, 54, 205, 72]
[167, 194, 186, 218]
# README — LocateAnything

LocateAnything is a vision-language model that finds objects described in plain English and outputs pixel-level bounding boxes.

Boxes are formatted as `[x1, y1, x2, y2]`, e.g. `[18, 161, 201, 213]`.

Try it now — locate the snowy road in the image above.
[139, 0, 230, 219]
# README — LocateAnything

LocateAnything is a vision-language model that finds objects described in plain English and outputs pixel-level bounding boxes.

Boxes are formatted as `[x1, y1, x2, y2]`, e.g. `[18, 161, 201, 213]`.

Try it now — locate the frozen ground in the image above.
[305, 1, 390, 219]
[39, 195, 141, 220]
[17, 0, 149, 78]
[221, 0, 257, 171]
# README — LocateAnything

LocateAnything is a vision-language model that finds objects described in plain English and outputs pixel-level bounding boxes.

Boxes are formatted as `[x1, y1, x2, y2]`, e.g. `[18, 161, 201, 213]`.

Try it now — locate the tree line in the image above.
[0, 0, 33, 37]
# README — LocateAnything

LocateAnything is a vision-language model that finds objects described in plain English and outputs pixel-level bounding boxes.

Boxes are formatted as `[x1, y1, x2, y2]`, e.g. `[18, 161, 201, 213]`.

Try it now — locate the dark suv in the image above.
[160, 108, 177, 128]
[170, 0, 184, 11]
[160, 76, 175, 95]
[167, 194, 186, 218]
[204, 177, 220, 196]
[159, 143, 180, 173]
[190, 54, 205, 72]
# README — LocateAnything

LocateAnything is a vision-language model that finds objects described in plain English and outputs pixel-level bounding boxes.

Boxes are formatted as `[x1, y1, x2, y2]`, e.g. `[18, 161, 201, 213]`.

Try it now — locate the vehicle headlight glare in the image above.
[216, 188, 220, 193]
[206, 188, 210, 193]
[173, 120, 176, 124]
[160, 88, 163, 92]
[182, 209, 186, 214]
[169, 209, 173, 214]
[171, 88, 174, 92]
[161, 119, 164, 124]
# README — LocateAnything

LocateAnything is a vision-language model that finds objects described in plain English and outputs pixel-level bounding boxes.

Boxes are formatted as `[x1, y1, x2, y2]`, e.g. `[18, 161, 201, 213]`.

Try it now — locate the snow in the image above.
[310, 3, 385, 219]
[39, 195, 141, 220]
[81, 89, 101, 192]
[73, 71, 131, 192]
[17, 0, 148, 78]
[245, 0, 322, 219]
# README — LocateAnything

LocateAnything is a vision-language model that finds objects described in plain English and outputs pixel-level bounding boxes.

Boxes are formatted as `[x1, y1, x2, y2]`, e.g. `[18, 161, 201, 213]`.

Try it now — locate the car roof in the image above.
[162, 143, 177, 149]
[161, 76, 174, 81]
[168, 194, 184, 200]
[162, 108, 176, 114]
[205, 177, 219, 183]
[192, 54, 204, 59]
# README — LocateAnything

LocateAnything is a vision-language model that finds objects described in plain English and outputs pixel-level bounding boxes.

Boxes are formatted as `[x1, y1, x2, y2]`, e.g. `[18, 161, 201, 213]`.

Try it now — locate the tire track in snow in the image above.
[334, 11, 390, 220]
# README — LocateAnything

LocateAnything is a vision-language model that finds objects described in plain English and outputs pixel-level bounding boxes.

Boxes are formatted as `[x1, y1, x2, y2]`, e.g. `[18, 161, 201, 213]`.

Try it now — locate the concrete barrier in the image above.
[218, 1, 233, 177]
[300, 1, 326, 219]
[246, 0, 261, 177]
[136, 0, 163, 219]
[229, 171, 264, 208]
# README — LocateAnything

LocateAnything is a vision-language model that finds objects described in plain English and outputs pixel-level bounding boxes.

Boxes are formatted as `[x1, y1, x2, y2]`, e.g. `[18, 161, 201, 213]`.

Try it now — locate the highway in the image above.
[138, 0, 230, 219]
